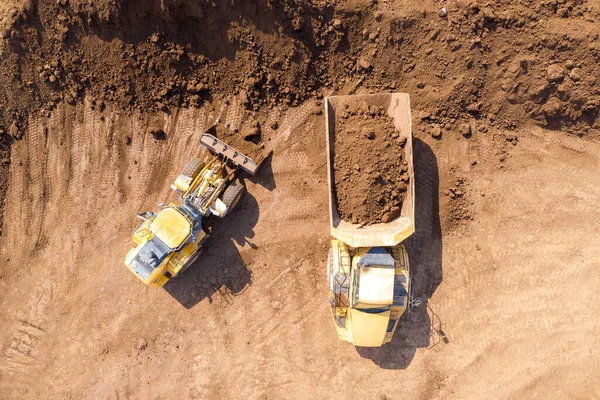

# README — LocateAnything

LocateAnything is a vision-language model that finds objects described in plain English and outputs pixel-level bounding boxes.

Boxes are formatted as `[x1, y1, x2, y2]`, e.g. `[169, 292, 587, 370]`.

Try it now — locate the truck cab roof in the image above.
[356, 266, 395, 307]
[354, 247, 395, 307]
[347, 247, 396, 347]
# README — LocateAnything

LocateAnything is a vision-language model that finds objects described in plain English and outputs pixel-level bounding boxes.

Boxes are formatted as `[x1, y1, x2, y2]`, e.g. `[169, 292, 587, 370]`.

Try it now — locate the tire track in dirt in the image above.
[25, 117, 49, 257]
[179, 101, 332, 398]
[429, 131, 600, 396]
[4, 137, 25, 251]
[0, 280, 53, 397]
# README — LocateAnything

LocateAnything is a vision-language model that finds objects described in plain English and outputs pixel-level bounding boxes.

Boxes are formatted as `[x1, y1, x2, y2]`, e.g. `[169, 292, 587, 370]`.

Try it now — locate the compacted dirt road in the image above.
[0, 0, 599, 399]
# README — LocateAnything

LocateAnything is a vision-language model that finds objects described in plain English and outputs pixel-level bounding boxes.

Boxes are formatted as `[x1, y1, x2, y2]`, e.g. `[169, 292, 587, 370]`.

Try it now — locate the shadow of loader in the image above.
[163, 191, 259, 309]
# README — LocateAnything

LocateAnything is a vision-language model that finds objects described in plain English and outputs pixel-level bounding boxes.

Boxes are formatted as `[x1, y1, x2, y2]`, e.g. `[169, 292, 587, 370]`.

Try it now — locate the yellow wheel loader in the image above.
[124, 124, 266, 287]
[324, 93, 421, 347]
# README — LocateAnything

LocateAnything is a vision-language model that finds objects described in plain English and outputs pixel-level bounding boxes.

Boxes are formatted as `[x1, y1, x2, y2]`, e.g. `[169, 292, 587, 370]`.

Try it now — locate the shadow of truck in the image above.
[356, 138, 444, 369]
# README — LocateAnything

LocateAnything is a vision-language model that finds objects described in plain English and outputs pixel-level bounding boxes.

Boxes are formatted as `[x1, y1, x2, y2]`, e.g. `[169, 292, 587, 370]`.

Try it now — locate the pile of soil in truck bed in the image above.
[333, 102, 409, 226]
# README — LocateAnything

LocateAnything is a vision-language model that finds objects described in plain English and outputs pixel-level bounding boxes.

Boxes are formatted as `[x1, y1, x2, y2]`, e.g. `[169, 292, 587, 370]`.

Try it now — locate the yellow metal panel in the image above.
[172, 175, 192, 192]
[132, 220, 151, 245]
[150, 208, 191, 249]
[348, 309, 391, 347]
[167, 241, 198, 275]
[152, 273, 169, 288]
[184, 157, 218, 197]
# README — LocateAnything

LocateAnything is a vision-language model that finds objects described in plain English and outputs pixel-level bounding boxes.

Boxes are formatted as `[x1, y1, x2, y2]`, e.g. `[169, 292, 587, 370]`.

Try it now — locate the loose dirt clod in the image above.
[333, 102, 408, 225]
[459, 123, 471, 137]
[150, 128, 167, 141]
[137, 338, 148, 351]
[241, 120, 261, 141]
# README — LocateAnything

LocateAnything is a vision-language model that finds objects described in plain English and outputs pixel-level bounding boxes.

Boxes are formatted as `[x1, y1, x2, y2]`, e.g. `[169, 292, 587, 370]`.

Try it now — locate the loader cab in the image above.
[125, 206, 201, 286]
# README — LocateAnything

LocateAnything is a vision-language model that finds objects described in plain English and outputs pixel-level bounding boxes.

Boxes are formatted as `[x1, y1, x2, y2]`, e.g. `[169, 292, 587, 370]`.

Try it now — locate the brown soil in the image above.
[1, 1, 600, 399]
[1, 0, 600, 142]
[333, 102, 408, 225]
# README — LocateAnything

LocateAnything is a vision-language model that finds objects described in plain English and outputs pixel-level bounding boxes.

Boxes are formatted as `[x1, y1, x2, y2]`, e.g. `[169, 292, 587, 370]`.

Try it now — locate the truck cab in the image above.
[328, 242, 409, 347]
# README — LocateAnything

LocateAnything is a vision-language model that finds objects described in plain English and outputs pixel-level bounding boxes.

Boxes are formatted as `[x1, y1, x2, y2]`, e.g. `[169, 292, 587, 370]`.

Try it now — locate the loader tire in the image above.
[181, 158, 204, 179]
[222, 181, 245, 212]
[178, 249, 202, 276]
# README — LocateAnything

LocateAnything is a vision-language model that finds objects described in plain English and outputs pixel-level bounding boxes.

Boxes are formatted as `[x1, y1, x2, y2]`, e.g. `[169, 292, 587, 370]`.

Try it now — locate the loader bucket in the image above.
[200, 133, 264, 175]
[200, 122, 271, 176]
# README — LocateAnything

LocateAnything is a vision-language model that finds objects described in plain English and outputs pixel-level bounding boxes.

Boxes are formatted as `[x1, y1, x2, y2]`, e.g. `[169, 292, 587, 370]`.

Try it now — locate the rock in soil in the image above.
[241, 119, 261, 141]
[137, 338, 148, 351]
[459, 123, 472, 137]
[546, 64, 565, 83]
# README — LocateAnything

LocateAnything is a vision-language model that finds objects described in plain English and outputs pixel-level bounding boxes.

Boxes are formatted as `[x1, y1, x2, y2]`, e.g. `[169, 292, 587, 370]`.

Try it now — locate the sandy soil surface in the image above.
[0, 0, 600, 399]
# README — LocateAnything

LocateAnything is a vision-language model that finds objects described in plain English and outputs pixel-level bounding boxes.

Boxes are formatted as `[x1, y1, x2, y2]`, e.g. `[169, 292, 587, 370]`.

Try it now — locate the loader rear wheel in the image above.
[222, 181, 245, 212]
[178, 249, 202, 276]
[181, 158, 204, 179]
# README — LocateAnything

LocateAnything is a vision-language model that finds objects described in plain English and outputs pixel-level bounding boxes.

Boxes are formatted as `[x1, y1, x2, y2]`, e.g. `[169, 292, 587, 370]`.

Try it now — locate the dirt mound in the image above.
[333, 102, 408, 225]
[1, 0, 599, 140]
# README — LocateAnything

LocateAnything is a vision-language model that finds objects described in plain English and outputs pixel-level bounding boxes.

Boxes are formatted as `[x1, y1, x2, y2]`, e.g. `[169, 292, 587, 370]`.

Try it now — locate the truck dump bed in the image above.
[325, 93, 415, 248]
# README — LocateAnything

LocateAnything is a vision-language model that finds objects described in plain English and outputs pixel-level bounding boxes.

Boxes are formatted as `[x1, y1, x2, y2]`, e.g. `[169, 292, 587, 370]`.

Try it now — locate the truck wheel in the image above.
[181, 158, 204, 179]
[222, 181, 245, 212]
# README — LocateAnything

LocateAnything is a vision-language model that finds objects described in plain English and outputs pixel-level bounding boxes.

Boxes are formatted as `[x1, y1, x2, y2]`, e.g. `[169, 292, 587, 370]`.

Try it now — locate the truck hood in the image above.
[348, 308, 391, 347]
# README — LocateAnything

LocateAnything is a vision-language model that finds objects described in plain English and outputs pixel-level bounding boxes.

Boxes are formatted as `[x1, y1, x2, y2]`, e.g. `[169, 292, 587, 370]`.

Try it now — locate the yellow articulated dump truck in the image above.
[325, 93, 420, 347]
[124, 123, 266, 287]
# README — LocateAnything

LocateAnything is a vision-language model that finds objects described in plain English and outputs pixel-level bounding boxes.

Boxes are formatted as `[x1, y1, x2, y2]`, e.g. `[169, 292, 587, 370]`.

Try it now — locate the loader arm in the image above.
[199, 168, 236, 214]
[183, 156, 219, 198]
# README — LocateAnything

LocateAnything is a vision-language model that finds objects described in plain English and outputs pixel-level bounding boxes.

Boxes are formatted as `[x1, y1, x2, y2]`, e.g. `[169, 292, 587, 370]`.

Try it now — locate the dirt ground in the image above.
[1, 0, 600, 399]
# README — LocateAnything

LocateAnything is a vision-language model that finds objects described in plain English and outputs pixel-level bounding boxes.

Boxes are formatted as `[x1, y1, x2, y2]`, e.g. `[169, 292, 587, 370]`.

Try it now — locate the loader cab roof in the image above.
[150, 208, 191, 249]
